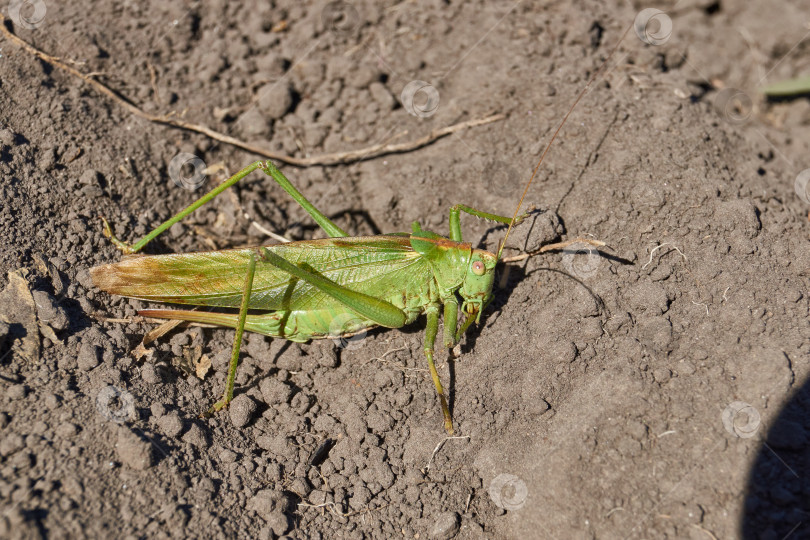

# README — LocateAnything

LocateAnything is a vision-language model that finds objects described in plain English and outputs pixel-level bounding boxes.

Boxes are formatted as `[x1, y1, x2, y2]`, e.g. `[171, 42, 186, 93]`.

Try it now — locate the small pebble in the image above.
[116, 428, 154, 470]
[157, 412, 184, 438]
[55, 422, 78, 438]
[32, 291, 69, 331]
[140, 363, 162, 384]
[317, 345, 338, 368]
[653, 368, 672, 384]
[219, 448, 237, 463]
[257, 82, 293, 120]
[259, 378, 292, 405]
[368, 82, 395, 109]
[229, 394, 257, 428]
[0, 128, 15, 146]
[77, 341, 101, 371]
[237, 108, 272, 138]
[31, 421, 48, 435]
[38, 147, 56, 171]
[249, 490, 290, 536]
[7, 384, 26, 400]
[430, 512, 460, 540]
[81, 184, 104, 198]
[290, 477, 311, 498]
[79, 169, 101, 186]
[348, 65, 379, 89]
[43, 393, 60, 410]
[169, 222, 186, 239]
[255, 54, 288, 77]
[0, 432, 24, 456]
[150, 402, 166, 418]
[182, 423, 209, 447]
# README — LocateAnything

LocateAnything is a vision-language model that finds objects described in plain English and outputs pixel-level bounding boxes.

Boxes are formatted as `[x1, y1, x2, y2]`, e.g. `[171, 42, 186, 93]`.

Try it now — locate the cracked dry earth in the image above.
[1, 1, 809, 539]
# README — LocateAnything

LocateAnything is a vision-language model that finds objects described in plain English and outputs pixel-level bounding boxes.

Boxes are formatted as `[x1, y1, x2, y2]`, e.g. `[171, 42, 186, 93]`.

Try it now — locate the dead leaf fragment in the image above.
[142, 319, 183, 346]
[32, 254, 66, 296]
[38, 322, 61, 345]
[133, 341, 154, 362]
[0, 270, 40, 362]
[196, 354, 212, 379]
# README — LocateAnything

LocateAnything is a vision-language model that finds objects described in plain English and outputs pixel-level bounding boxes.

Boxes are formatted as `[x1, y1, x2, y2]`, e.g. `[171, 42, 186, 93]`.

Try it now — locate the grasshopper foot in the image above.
[444, 416, 455, 436]
[204, 397, 231, 417]
[100, 217, 136, 254]
[438, 393, 455, 435]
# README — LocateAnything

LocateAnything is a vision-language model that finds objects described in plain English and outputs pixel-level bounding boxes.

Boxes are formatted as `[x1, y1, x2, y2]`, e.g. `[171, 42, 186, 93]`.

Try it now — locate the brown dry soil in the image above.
[1, 1, 809, 539]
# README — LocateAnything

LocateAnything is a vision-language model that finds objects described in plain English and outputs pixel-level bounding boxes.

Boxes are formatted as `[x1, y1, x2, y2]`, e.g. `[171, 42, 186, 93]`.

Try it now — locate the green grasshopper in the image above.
[90, 28, 622, 434]
[90, 161, 600, 434]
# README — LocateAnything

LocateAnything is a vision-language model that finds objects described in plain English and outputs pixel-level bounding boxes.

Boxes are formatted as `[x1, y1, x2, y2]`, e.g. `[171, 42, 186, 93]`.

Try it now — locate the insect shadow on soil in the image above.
[742, 375, 810, 539]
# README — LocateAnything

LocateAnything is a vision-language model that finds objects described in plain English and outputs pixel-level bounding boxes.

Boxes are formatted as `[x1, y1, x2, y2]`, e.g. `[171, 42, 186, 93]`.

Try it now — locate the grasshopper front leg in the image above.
[424, 305, 454, 435]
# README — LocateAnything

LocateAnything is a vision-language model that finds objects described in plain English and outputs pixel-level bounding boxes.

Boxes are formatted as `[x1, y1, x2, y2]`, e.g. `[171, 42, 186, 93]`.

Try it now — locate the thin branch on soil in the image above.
[365, 342, 426, 378]
[691, 300, 709, 315]
[500, 237, 607, 263]
[0, 14, 504, 166]
[691, 524, 720, 540]
[298, 501, 389, 518]
[641, 242, 687, 270]
[424, 436, 470, 473]
[365, 343, 410, 364]
[604, 507, 625, 518]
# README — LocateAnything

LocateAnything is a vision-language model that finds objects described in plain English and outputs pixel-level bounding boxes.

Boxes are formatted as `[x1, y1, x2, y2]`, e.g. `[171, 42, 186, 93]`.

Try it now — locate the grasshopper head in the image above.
[460, 249, 498, 322]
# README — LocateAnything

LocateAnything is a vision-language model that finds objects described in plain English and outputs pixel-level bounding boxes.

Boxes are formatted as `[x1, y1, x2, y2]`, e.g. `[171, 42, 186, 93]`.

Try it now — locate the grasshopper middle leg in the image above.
[207, 249, 257, 414]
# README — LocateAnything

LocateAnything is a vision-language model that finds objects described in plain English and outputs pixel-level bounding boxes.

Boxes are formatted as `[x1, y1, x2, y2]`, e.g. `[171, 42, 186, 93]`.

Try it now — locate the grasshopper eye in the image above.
[471, 260, 485, 276]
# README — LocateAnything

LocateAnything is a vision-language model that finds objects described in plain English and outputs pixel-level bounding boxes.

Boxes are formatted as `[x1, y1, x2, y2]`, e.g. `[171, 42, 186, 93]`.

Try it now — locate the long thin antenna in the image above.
[497, 23, 633, 260]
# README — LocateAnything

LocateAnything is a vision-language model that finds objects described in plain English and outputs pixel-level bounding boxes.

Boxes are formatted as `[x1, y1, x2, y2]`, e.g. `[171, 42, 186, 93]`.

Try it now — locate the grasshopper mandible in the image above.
[90, 29, 624, 434]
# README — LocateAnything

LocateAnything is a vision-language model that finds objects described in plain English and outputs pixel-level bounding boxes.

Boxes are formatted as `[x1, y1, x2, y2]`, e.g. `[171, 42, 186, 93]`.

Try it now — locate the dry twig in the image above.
[0, 14, 504, 166]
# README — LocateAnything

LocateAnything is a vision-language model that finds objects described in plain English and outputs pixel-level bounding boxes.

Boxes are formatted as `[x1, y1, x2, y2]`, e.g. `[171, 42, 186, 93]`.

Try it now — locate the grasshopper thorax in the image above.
[460, 249, 498, 322]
